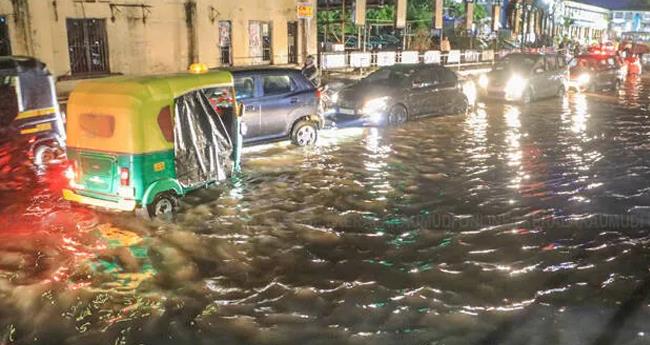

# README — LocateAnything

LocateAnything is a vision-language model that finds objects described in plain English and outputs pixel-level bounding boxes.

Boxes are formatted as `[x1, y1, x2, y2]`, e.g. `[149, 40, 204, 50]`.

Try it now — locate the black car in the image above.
[331, 64, 471, 127]
[230, 68, 323, 146]
[568, 54, 624, 92]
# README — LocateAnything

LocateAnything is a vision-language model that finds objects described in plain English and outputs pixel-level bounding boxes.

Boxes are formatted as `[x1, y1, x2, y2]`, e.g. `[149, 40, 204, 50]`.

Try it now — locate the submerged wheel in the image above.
[291, 120, 318, 146]
[145, 193, 179, 219]
[387, 105, 408, 126]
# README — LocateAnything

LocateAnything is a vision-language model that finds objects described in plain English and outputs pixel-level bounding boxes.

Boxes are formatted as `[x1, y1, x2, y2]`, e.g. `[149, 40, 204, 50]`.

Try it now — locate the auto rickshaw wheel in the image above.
[33, 145, 57, 166]
[291, 120, 318, 146]
[146, 193, 179, 219]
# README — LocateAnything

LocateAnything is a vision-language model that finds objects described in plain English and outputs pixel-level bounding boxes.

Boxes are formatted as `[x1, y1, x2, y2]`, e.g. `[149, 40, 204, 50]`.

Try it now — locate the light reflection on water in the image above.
[1, 80, 650, 344]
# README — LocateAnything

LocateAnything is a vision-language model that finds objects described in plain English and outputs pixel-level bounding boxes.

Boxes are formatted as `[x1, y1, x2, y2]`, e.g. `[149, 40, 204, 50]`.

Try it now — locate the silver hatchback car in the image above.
[232, 68, 323, 146]
[478, 53, 569, 104]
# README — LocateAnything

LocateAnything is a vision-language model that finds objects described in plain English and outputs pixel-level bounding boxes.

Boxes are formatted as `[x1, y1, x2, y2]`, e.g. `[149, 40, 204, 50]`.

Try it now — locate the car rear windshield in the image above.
[494, 55, 538, 71]
[0, 76, 19, 126]
[79, 113, 115, 138]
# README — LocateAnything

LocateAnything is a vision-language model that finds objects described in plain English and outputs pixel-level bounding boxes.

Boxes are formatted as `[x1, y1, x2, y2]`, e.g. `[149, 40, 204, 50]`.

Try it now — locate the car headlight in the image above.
[478, 74, 489, 89]
[505, 74, 527, 98]
[240, 122, 248, 136]
[331, 92, 339, 104]
[463, 80, 477, 106]
[361, 97, 389, 115]
[578, 73, 591, 85]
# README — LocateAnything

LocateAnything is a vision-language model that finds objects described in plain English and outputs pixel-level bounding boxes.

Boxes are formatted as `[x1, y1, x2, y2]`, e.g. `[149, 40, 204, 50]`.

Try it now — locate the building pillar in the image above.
[492, 2, 501, 33]
[514, 1, 522, 34]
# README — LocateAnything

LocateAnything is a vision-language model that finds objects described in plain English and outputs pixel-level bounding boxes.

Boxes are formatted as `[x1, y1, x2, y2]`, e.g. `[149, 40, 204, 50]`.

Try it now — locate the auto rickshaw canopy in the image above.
[66, 71, 235, 154]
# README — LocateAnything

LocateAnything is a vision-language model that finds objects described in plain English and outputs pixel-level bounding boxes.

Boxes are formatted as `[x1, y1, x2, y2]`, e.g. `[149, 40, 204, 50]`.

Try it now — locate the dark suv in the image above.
[232, 68, 323, 146]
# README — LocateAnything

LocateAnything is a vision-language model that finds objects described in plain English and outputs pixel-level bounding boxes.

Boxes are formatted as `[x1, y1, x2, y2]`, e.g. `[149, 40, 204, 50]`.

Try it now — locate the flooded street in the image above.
[2, 77, 650, 345]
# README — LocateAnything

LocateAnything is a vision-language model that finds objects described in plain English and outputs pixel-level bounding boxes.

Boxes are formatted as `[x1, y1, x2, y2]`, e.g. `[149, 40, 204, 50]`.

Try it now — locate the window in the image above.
[157, 106, 173, 142]
[0, 76, 18, 125]
[219, 21, 232, 66]
[66, 18, 109, 75]
[249, 21, 272, 64]
[625, 12, 633, 20]
[437, 68, 457, 84]
[614, 12, 624, 19]
[80, 114, 114, 138]
[234, 77, 256, 100]
[20, 72, 53, 111]
[0, 16, 11, 56]
[262, 75, 292, 96]
[287, 22, 298, 64]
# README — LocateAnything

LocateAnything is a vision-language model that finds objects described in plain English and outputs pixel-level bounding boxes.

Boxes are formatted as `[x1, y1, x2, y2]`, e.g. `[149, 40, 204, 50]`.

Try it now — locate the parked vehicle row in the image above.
[5, 52, 597, 219]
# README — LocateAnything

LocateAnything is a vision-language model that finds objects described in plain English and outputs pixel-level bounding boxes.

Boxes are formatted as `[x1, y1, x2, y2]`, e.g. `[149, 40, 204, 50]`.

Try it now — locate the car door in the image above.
[258, 73, 296, 139]
[529, 58, 547, 97]
[234, 75, 262, 142]
[407, 67, 437, 117]
[436, 67, 461, 113]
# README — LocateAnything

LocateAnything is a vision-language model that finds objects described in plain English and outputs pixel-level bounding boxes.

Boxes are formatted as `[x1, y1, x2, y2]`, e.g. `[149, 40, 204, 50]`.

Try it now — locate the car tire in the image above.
[291, 120, 318, 146]
[145, 193, 179, 219]
[387, 105, 408, 126]
[33, 144, 57, 167]
[521, 88, 533, 104]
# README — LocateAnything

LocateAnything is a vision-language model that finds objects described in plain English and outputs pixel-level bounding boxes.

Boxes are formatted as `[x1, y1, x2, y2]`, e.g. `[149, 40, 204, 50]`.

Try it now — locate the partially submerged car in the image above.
[568, 54, 624, 92]
[331, 64, 471, 127]
[63, 70, 242, 218]
[478, 53, 568, 103]
[0, 56, 66, 166]
[231, 68, 323, 146]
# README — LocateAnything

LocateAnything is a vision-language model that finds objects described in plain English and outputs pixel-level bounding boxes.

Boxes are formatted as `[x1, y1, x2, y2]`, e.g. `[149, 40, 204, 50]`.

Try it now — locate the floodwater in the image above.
[2, 77, 650, 345]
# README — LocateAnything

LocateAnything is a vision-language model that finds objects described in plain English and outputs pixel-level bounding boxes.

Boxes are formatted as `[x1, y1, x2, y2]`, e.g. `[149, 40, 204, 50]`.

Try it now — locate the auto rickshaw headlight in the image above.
[578, 73, 591, 85]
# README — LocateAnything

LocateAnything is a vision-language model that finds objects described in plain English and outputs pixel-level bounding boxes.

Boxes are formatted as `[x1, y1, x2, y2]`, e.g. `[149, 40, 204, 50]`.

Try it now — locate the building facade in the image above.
[554, 1, 609, 43]
[611, 9, 650, 35]
[0, 0, 317, 79]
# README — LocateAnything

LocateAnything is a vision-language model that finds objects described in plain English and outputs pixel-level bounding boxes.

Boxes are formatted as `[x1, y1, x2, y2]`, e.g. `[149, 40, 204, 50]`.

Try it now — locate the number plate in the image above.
[339, 108, 355, 115]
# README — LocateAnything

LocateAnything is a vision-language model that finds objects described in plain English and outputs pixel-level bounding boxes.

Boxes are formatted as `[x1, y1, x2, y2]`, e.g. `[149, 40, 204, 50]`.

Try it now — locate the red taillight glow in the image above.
[315, 89, 321, 100]
[120, 167, 130, 186]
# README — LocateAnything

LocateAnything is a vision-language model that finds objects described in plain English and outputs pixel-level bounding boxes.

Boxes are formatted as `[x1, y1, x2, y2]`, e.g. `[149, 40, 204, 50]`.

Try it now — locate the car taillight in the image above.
[315, 88, 321, 100]
[120, 167, 130, 186]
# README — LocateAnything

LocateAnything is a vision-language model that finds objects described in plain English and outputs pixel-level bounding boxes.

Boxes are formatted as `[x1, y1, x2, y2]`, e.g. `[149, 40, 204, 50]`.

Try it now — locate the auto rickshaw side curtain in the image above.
[173, 90, 233, 188]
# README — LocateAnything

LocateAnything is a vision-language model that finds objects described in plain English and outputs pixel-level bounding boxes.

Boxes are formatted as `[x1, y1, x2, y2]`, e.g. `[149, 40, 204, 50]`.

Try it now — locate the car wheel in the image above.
[521, 88, 533, 104]
[387, 105, 408, 126]
[291, 120, 318, 146]
[145, 193, 179, 219]
[33, 144, 57, 167]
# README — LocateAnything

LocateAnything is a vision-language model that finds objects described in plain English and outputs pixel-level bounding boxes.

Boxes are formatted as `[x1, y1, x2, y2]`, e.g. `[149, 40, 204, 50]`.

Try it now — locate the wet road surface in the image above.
[1, 76, 650, 345]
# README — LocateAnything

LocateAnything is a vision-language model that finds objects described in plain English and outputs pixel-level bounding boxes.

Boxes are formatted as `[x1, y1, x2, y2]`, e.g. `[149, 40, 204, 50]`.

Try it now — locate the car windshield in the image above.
[494, 55, 538, 71]
[364, 67, 413, 84]
[570, 57, 596, 69]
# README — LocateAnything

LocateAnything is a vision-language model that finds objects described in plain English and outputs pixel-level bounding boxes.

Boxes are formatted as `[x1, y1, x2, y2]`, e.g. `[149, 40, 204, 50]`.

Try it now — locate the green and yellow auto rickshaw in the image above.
[0, 56, 66, 165]
[62, 68, 242, 218]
